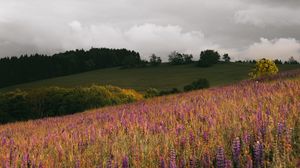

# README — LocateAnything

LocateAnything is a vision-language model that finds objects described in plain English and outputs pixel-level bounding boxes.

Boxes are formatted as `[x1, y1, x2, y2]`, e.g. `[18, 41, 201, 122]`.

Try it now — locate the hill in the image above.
[0, 71, 299, 167]
[1, 63, 300, 92]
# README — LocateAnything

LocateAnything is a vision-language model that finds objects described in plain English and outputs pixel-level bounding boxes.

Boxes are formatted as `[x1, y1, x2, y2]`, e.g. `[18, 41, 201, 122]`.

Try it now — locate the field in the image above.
[1, 63, 300, 92]
[0, 71, 299, 167]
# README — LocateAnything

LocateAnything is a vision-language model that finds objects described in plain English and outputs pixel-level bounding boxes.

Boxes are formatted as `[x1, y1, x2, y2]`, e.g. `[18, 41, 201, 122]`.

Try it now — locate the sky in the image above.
[0, 0, 300, 61]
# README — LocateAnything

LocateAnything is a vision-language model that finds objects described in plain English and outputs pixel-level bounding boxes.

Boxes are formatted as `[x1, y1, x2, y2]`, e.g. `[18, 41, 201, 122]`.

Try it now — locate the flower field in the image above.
[0, 72, 299, 167]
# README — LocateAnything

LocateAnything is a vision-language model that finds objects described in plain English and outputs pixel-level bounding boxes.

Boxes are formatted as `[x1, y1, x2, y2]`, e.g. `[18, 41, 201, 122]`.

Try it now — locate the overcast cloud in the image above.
[0, 0, 299, 61]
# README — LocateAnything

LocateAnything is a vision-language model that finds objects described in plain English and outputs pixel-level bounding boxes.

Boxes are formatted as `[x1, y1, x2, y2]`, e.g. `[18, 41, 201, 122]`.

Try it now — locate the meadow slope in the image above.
[1, 63, 300, 92]
[0, 71, 299, 167]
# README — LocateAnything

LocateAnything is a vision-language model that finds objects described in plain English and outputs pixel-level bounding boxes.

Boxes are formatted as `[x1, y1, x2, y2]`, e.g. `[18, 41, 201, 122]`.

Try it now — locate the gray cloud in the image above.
[0, 0, 299, 61]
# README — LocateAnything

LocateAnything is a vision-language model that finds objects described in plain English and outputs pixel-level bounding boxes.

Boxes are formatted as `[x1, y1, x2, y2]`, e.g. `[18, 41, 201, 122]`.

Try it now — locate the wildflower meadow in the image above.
[0, 71, 299, 167]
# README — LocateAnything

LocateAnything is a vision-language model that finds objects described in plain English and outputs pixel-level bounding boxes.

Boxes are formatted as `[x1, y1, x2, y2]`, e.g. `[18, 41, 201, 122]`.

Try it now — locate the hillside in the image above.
[1, 63, 300, 92]
[0, 71, 299, 167]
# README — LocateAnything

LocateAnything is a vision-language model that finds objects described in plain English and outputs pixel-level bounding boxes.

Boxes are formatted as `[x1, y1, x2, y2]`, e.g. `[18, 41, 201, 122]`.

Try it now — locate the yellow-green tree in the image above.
[249, 58, 279, 79]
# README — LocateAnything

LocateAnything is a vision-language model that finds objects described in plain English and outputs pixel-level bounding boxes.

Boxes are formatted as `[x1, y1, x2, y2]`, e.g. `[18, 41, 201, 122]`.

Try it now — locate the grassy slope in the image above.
[0, 73, 299, 167]
[1, 63, 300, 92]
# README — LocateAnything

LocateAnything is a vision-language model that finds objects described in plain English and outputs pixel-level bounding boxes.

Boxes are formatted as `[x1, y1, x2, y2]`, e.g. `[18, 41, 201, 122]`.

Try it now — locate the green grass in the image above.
[1, 63, 300, 92]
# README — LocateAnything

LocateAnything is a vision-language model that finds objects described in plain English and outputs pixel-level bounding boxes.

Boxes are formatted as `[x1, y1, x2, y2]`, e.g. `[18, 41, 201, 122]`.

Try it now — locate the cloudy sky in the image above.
[0, 0, 300, 61]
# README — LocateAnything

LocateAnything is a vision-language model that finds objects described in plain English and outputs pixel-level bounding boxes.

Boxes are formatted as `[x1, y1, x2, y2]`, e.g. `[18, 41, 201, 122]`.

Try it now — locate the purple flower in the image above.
[253, 141, 263, 168]
[232, 137, 241, 166]
[75, 159, 80, 168]
[243, 133, 251, 145]
[202, 153, 210, 168]
[106, 155, 113, 168]
[216, 147, 225, 168]
[22, 153, 31, 168]
[179, 158, 185, 168]
[277, 122, 285, 136]
[189, 158, 195, 168]
[180, 137, 187, 149]
[189, 132, 195, 145]
[122, 156, 129, 168]
[203, 131, 209, 142]
[225, 159, 232, 168]
[259, 123, 267, 140]
[169, 148, 177, 168]
[160, 157, 166, 168]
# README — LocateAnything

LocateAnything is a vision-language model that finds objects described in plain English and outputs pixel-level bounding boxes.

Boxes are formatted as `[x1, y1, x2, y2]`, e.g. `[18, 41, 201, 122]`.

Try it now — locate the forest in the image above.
[0, 48, 142, 88]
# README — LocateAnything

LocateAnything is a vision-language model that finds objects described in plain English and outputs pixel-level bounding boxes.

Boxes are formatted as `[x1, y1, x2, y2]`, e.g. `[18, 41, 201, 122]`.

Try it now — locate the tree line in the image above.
[0, 48, 142, 88]
[151, 50, 299, 67]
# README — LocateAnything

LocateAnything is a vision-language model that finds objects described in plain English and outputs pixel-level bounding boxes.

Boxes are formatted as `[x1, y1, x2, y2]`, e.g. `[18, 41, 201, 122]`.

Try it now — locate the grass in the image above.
[1, 63, 300, 92]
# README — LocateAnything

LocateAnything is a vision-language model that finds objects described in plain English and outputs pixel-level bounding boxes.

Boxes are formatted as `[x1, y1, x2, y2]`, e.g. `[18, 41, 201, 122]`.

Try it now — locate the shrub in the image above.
[144, 88, 160, 98]
[159, 88, 181, 96]
[198, 50, 220, 67]
[249, 58, 279, 79]
[0, 85, 143, 124]
[184, 78, 210, 91]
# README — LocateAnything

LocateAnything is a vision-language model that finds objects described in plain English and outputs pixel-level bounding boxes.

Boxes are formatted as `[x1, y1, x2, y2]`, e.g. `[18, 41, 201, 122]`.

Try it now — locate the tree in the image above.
[168, 51, 185, 65]
[198, 50, 220, 67]
[168, 51, 194, 65]
[274, 59, 282, 65]
[149, 54, 162, 66]
[222, 54, 231, 63]
[183, 54, 193, 64]
[287, 56, 299, 64]
[249, 58, 279, 79]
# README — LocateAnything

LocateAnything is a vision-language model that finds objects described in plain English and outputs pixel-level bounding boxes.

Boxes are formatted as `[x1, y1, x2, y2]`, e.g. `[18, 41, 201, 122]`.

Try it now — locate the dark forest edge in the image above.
[0, 48, 142, 88]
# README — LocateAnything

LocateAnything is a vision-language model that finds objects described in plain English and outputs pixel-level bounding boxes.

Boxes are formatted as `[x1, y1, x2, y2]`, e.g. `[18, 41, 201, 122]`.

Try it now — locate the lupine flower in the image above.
[179, 158, 185, 168]
[216, 147, 225, 168]
[203, 131, 209, 142]
[180, 137, 187, 149]
[232, 137, 241, 166]
[243, 133, 251, 145]
[122, 156, 129, 168]
[202, 153, 210, 168]
[106, 156, 113, 168]
[189, 132, 195, 146]
[75, 159, 80, 168]
[189, 158, 195, 168]
[160, 157, 166, 168]
[22, 153, 31, 168]
[169, 148, 176, 168]
[259, 123, 267, 140]
[38, 162, 43, 168]
[225, 159, 232, 168]
[277, 122, 285, 136]
[254, 141, 263, 168]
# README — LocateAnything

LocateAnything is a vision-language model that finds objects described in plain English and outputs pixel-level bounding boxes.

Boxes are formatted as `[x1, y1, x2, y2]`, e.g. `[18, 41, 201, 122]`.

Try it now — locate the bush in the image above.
[198, 50, 220, 67]
[184, 78, 210, 91]
[159, 88, 181, 96]
[0, 85, 143, 124]
[149, 54, 162, 66]
[144, 88, 160, 98]
[249, 58, 279, 79]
